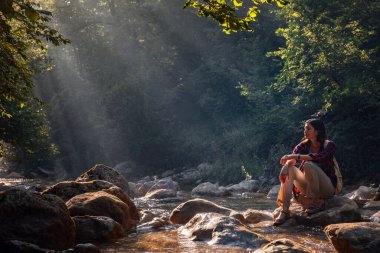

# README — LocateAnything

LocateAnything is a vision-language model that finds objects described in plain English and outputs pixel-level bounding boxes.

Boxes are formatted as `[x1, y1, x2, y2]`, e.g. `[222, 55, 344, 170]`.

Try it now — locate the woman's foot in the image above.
[273, 210, 290, 226]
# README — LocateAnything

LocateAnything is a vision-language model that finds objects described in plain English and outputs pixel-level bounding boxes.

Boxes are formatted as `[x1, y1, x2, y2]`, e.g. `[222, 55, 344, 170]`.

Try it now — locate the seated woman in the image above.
[273, 118, 338, 226]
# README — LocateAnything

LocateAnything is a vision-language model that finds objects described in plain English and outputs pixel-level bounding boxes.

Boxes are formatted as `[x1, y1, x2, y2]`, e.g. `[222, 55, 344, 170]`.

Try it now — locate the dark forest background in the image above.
[1, 0, 379, 185]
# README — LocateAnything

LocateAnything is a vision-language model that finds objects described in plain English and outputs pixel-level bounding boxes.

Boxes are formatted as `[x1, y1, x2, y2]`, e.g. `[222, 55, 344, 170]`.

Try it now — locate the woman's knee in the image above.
[303, 161, 318, 171]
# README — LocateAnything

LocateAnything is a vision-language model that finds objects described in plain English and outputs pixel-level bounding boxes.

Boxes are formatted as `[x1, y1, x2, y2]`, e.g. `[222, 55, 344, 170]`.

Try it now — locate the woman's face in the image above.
[304, 123, 318, 140]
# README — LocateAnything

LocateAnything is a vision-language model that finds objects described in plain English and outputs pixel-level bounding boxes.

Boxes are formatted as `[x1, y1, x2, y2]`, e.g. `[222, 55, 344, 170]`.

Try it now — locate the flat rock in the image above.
[274, 196, 361, 227]
[169, 198, 244, 225]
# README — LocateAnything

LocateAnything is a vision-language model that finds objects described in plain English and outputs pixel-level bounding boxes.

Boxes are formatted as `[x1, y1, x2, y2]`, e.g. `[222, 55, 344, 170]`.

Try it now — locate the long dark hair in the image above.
[302, 118, 328, 150]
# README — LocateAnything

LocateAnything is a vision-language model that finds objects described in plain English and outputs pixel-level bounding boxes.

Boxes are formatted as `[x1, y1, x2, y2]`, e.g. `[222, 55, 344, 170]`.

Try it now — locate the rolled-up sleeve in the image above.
[292, 142, 308, 155]
[309, 141, 336, 162]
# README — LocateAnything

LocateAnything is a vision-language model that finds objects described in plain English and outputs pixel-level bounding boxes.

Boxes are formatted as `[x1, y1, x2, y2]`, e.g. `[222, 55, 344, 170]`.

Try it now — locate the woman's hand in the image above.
[280, 154, 295, 165]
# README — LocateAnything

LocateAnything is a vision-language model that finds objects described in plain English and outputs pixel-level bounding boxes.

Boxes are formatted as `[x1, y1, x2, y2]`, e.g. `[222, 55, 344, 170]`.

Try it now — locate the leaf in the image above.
[233, 0, 243, 7]
[25, 8, 40, 23]
[20, 103, 25, 108]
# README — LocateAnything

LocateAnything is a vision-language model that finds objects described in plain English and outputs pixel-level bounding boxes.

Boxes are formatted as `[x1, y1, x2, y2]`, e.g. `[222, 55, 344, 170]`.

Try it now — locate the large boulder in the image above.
[73, 215, 124, 243]
[169, 198, 244, 224]
[144, 189, 177, 199]
[191, 182, 230, 197]
[324, 222, 380, 253]
[0, 187, 75, 250]
[180, 212, 266, 247]
[274, 196, 361, 227]
[43, 180, 140, 222]
[226, 180, 259, 194]
[66, 191, 137, 230]
[75, 164, 129, 193]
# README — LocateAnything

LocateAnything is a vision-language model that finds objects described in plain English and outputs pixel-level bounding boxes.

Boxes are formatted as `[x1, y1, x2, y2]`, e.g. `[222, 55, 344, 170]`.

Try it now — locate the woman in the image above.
[273, 119, 338, 226]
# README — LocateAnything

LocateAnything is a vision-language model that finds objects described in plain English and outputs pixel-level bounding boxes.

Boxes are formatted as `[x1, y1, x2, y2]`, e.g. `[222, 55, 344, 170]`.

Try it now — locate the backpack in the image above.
[324, 140, 343, 194]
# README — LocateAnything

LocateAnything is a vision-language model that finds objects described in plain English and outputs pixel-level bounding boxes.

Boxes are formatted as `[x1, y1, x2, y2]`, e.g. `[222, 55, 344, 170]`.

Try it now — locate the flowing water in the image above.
[0, 179, 335, 252]
[100, 192, 336, 253]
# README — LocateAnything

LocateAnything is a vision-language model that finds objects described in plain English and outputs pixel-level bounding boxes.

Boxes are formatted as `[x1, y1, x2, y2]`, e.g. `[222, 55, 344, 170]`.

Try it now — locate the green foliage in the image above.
[0, 0, 68, 170]
[0, 0, 69, 117]
[184, 0, 288, 33]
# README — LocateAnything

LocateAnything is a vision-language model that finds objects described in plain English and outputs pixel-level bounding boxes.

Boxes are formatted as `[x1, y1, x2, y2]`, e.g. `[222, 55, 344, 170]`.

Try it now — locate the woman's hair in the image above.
[302, 118, 328, 149]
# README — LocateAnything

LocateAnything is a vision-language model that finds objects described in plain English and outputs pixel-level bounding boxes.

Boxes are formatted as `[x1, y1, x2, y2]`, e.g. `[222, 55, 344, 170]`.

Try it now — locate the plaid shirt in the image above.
[292, 140, 337, 196]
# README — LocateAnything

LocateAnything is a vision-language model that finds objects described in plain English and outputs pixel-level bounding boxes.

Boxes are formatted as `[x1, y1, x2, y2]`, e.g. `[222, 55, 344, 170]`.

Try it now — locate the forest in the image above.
[1, 0, 379, 185]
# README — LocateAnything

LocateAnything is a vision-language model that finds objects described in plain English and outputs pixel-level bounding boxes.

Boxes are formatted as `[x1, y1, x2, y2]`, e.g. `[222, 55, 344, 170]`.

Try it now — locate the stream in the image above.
[100, 193, 336, 252]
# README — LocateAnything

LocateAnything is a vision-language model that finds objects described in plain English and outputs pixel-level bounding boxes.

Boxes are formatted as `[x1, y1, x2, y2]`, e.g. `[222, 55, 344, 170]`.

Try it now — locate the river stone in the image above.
[267, 185, 280, 199]
[254, 238, 310, 253]
[169, 198, 244, 224]
[75, 164, 129, 193]
[0, 187, 75, 250]
[274, 196, 361, 227]
[324, 222, 380, 253]
[191, 182, 230, 197]
[144, 188, 177, 199]
[44, 180, 140, 224]
[73, 215, 124, 243]
[66, 191, 135, 230]
[243, 209, 273, 224]
[181, 212, 266, 247]
[226, 180, 260, 194]
[345, 186, 377, 202]
[146, 177, 179, 193]
[370, 211, 380, 223]
[63, 243, 101, 253]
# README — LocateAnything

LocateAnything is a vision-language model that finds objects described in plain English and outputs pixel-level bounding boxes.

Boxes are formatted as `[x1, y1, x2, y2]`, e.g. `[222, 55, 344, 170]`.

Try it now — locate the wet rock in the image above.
[138, 217, 169, 230]
[144, 188, 177, 199]
[66, 191, 137, 230]
[43, 180, 140, 223]
[267, 185, 280, 199]
[140, 209, 169, 224]
[273, 196, 361, 227]
[226, 180, 259, 194]
[72, 215, 124, 243]
[243, 209, 273, 224]
[180, 213, 266, 247]
[255, 238, 310, 253]
[75, 164, 129, 193]
[0, 187, 75, 250]
[370, 211, 380, 223]
[324, 222, 380, 253]
[191, 182, 230, 197]
[146, 177, 179, 193]
[63, 243, 101, 253]
[169, 198, 244, 224]
[345, 186, 377, 203]
[135, 177, 156, 197]
[0, 240, 53, 253]
[363, 200, 380, 210]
